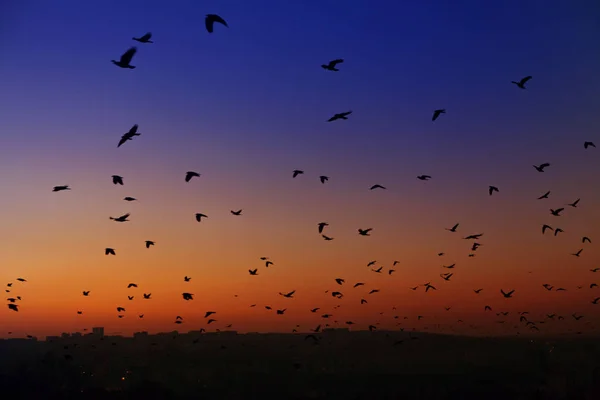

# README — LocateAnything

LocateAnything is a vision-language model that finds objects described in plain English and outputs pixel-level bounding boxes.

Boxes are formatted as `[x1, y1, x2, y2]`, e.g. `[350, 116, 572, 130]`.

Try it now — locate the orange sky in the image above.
[1, 0, 600, 339]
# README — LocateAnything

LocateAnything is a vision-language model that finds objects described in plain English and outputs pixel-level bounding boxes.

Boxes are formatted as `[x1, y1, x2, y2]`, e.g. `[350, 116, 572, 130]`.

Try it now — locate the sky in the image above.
[1, 0, 600, 339]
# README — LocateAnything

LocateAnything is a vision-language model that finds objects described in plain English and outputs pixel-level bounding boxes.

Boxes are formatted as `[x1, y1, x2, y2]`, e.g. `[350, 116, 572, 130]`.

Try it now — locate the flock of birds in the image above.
[4, 13, 600, 341]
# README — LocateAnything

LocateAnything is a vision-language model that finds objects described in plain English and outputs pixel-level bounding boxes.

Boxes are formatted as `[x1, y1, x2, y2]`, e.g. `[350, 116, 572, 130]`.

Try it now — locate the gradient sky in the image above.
[1, 0, 600, 339]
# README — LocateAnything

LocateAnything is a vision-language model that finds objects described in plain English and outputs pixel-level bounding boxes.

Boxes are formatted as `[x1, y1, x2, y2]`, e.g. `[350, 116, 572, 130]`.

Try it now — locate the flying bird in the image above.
[550, 208, 564, 216]
[446, 223, 459, 232]
[321, 59, 344, 71]
[567, 198, 580, 207]
[533, 163, 550, 172]
[185, 171, 200, 182]
[584, 141, 595, 149]
[511, 76, 532, 89]
[328, 111, 352, 122]
[417, 175, 431, 181]
[358, 228, 372, 236]
[123, 197, 136, 201]
[110, 213, 130, 222]
[195, 213, 207, 222]
[52, 185, 70, 192]
[205, 14, 228, 33]
[133, 32, 153, 43]
[538, 191, 550, 200]
[542, 224, 553, 234]
[370, 184, 386, 190]
[582, 236, 591, 243]
[317, 222, 328, 233]
[500, 289, 515, 298]
[319, 176, 329, 184]
[488, 186, 499, 196]
[292, 170, 304, 178]
[105, 248, 116, 255]
[112, 175, 124, 185]
[432, 109, 446, 121]
[111, 47, 137, 69]
[118, 124, 141, 147]
[231, 210, 242, 216]
[145, 241, 154, 248]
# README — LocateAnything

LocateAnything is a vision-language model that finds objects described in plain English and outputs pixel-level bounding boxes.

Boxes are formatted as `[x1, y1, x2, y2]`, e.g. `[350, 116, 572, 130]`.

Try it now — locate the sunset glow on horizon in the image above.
[1, 0, 599, 339]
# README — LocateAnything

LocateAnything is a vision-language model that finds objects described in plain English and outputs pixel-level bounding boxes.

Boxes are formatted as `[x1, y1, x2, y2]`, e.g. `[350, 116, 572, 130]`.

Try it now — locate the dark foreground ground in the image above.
[1, 330, 600, 399]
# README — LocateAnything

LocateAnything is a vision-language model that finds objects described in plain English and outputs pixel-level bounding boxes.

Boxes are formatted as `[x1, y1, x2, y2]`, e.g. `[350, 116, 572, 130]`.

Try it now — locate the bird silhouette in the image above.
[205, 14, 228, 33]
[370, 184, 386, 190]
[249, 269, 258, 275]
[195, 213, 208, 222]
[118, 124, 141, 147]
[123, 196, 137, 201]
[328, 111, 352, 122]
[550, 208, 564, 216]
[542, 224, 553, 234]
[112, 175, 124, 185]
[533, 163, 550, 172]
[432, 109, 446, 121]
[538, 191, 550, 199]
[568, 198, 580, 207]
[52, 185, 70, 192]
[584, 141, 595, 149]
[321, 59, 344, 71]
[133, 32, 153, 43]
[317, 222, 328, 234]
[110, 213, 130, 222]
[319, 175, 329, 184]
[185, 171, 200, 182]
[488, 186, 499, 196]
[292, 170, 304, 178]
[145, 241, 155, 248]
[582, 236, 591, 243]
[417, 175, 431, 181]
[500, 289, 515, 298]
[446, 223, 459, 232]
[182, 293, 194, 301]
[511, 76, 532, 89]
[231, 209, 242, 216]
[105, 248, 116, 256]
[111, 47, 137, 69]
[358, 228, 372, 236]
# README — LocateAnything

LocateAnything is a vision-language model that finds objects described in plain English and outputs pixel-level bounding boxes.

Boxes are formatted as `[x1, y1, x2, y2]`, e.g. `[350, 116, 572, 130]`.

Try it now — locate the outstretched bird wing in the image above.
[520, 76, 532, 85]
[206, 14, 228, 33]
[120, 47, 137, 64]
